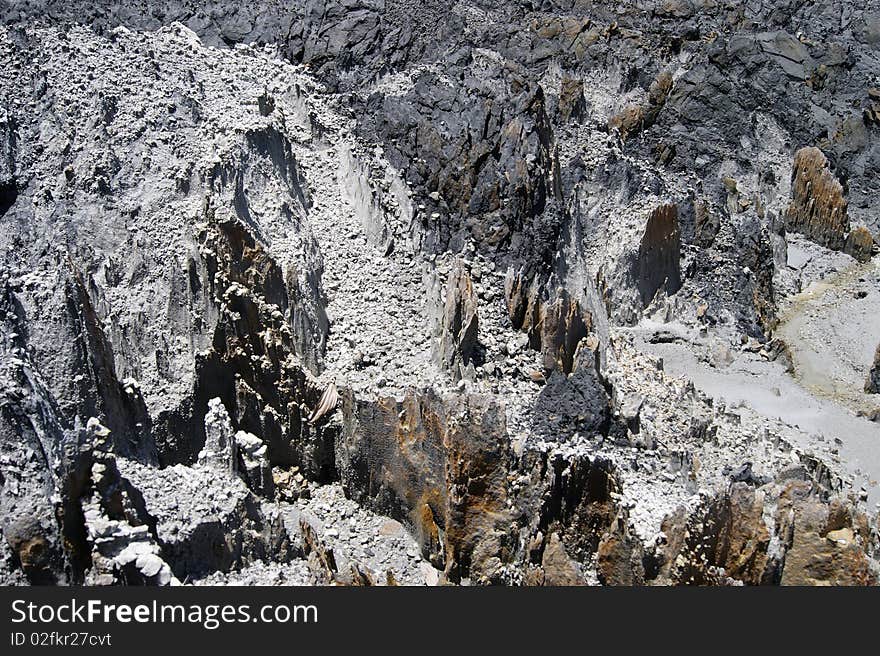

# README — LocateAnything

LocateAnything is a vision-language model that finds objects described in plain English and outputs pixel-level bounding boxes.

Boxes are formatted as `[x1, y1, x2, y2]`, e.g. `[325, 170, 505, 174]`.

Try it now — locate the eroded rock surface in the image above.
[867, 343, 880, 395]
[1, 2, 878, 586]
[786, 147, 858, 258]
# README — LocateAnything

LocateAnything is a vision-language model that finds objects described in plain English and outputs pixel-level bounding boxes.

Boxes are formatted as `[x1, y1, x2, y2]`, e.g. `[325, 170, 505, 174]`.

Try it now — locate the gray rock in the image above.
[1, 0, 878, 588]
[435, 259, 479, 377]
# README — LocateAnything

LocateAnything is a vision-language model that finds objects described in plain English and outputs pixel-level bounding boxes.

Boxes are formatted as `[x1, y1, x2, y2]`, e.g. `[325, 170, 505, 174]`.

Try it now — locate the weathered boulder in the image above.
[608, 71, 673, 141]
[756, 31, 813, 81]
[867, 343, 880, 394]
[776, 483, 877, 586]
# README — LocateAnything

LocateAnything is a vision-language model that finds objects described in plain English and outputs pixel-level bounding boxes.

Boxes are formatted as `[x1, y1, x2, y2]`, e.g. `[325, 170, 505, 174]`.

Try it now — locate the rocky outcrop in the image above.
[2, 2, 880, 588]
[0, 347, 178, 586]
[435, 259, 479, 378]
[515, 450, 622, 585]
[866, 343, 880, 394]
[505, 272, 594, 375]
[786, 147, 848, 251]
[337, 389, 515, 583]
[655, 482, 774, 585]
[11, 265, 159, 465]
[363, 64, 563, 267]
[0, 349, 68, 583]
[192, 218, 336, 479]
[786, 147, 873, 262]
[1, 277, 169, 585]
[71, 419, 178, 586]
[645, 479, 878, 586]
[200, 398, 274, 498]
[634, 204, 682, 307]
[339, 147, 397, 256]
[596, 198, 690, 328]
[530, 341, 612, 440]
[776, 483, 876, 586]
[116, 402, 293, 579]
[608, 71, 673, 141]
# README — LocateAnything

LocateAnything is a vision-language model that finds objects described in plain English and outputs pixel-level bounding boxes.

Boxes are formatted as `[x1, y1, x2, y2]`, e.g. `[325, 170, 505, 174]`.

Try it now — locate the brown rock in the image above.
[541, 533, 584, 585]
[657, 483, 771, 585]
[865, 103, 880, 125]
[558, 75, 585, 122]
[844, 226, 874, 263]
[504, 272, 593, 375]
[597, 524, 645, 586]
[299, 517, 337, 583]
[539, 290, 592, 374]
[786, 147, 849, 252]
[608, 104, 643, 141]
[532, 453, 621, 562]
[711, 484, 770, 583]
[781, 530, 876, 586]
[608, 71, 672, 141]
[522, 564, 546, 586]
[651, 481, 877, 586]
[776, 483, 877, 586]
[337, 389, 514, 583]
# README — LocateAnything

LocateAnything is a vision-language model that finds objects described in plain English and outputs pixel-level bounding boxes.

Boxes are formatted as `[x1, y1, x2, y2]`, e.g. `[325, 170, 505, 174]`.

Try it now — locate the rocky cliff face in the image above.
[0, 2, 878, 586]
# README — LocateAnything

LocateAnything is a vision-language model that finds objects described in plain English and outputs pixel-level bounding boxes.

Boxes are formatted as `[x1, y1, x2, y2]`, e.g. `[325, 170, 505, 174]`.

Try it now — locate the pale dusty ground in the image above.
[632, 241, 880, 507]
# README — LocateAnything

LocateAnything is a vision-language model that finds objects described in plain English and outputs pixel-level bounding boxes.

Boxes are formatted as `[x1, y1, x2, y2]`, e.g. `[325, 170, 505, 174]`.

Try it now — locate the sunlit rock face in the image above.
[0, 2, 878, 586]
